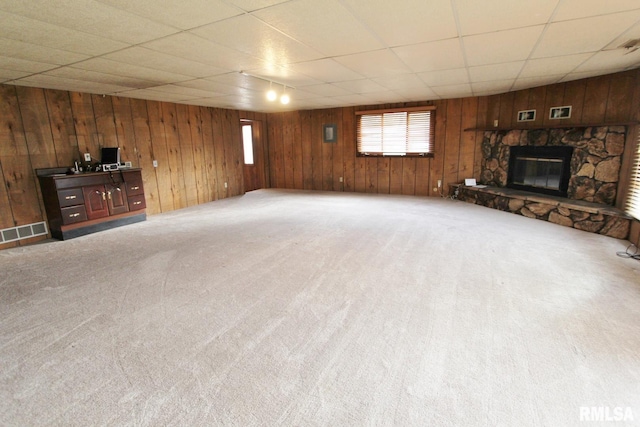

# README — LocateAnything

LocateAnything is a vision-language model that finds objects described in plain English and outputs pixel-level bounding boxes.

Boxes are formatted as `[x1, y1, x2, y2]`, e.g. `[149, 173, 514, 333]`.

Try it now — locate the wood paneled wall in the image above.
[265, 99, 484, 197]
[0, 84, 263, 248]
[3, 69, 640, 249]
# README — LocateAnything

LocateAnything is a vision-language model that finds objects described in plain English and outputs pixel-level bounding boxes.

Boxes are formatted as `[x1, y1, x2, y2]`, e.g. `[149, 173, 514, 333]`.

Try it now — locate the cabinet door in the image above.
[107, 186, 129, 215]
[82, 185, 110, 220]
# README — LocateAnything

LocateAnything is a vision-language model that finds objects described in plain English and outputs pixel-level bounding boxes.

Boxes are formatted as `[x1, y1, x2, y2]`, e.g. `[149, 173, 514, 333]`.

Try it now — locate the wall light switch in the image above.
[224, 182, 228, 189]
[339, 177, 343, 182]
[153, 160, 158, 167]
[493, 119, 499, 127]
[84, 153, 91, 162]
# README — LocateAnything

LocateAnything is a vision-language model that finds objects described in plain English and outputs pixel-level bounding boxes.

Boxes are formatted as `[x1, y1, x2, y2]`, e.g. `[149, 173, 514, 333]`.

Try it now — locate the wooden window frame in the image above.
[356, 106, 436, 158]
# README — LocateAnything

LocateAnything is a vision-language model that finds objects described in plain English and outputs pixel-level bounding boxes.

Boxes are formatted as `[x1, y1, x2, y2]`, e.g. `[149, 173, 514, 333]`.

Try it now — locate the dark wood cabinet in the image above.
[37, 168, 146, 240]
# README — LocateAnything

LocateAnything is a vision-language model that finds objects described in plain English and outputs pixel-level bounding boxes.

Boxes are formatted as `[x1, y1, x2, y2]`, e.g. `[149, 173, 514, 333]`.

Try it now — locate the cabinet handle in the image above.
[101, 192, 106, 200]
[107, 191, 112, 200]
[64, 195, 77, 200]
[131, 186, 139, 190]
[69, 213, 80, 218]
[133, 201, 141, 205]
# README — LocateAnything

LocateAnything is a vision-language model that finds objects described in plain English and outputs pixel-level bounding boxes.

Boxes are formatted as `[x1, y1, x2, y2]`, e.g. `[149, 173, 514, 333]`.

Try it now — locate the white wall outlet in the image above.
[152, 160, 158, 167]
[433, 187, 438, 192]
[84, 153, 91, 162]
[437, 179, 442, 188]
[224, 182, 228, 189]
[339, 177, 343, 183]
[493, 119, 499, 127]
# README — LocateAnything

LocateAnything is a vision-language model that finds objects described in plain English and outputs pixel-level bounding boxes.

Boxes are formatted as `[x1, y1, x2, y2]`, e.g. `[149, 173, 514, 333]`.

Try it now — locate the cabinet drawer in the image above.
[128, 194, 146, 211]
[60, 205, 88, 225]
[58, 188, 85, 208]
[124, 175, 144, 196]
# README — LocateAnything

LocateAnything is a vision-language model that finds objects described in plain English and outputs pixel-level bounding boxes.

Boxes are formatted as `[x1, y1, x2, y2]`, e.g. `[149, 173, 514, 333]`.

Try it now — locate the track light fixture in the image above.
[240, 71, 294, 105]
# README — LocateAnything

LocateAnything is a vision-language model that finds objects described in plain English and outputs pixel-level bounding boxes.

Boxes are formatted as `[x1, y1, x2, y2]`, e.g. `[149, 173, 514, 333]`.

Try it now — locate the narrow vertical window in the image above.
[625, 127, 640, 220]
[242, 124, 254, 165]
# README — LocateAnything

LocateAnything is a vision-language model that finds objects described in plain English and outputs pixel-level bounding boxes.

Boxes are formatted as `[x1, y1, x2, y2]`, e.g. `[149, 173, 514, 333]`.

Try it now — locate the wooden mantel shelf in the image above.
[464, 121, 638, 132]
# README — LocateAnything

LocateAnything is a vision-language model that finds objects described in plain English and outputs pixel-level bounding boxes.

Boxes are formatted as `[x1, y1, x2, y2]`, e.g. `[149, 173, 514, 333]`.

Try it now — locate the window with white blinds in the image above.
[357, 107, 435, 156]
[625, 128, 640, 220]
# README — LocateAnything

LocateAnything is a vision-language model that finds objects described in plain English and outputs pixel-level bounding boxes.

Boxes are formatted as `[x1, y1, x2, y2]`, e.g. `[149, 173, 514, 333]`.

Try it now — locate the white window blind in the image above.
[625, 127, 640, 220]
[357, 108, 435, 156]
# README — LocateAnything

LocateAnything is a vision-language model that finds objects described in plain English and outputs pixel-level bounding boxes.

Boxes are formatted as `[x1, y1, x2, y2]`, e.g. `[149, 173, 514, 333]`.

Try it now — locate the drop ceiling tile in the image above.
[341, 0, 457, 46]
[0, 69, 32, 80]
[512, 74, 564, 90]
[604, 21, 640, 50]
[96, 0, 243, 30]
[103, 47, 227, 78]
[0, 12, 127, 56]
[241, 65, 322, 87]
[532, 11, 640, 58]
[115, 88, 202, 102]
[519, 53, 593, 77]
[431, 83, 472, 98]
[286, 59, 364, 83]
[393, 38, 465, 72]
[226, 0, 290, 12]
[0, 0, 178, 44]
[471, 80, 515, 95]
[332, 79, 387, 94]
[328, 93, 372, 106]
[146, 84, 229, 98]
[418, 68, 469, 87]
[144, 33, 269, 71]
[173, 78, 238, 96]
[464, 26, 544, 66]
[192, 14, 324, 64]
[469, 61, 524, 82]
[253, 0, 384, 56]
[455, 0, 557, 36]
[0, 55, 58, 73]
[207, 72, 273, 92]
[333, 49, 411, 78]
[72, 58, 193, 84]
[394, 86, 439, 100]
[294, 83, 353, 97]
[359, 91, 410, 104]
[558, 71, 607, 83]
[44, 67, 158, 89]
[13, 74, 132, 94]
[573, 49, 640, 73]
[373, 73, 429, 91]
[0, 38, 89, 65]
[553, 0, 640, 21]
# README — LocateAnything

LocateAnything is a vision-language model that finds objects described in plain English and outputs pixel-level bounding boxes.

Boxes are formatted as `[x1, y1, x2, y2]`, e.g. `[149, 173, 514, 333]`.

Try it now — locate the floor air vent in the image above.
[1, 222, 48, 244]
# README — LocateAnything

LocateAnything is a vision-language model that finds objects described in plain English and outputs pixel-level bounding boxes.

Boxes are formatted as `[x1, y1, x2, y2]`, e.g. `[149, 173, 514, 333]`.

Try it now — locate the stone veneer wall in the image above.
[480, 126, 626, 206]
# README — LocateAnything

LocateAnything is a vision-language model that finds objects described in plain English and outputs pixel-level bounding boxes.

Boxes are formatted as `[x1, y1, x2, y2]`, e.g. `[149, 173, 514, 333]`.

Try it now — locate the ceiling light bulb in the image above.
[280, 93, 290, 104]
[266, 89, 277, 101]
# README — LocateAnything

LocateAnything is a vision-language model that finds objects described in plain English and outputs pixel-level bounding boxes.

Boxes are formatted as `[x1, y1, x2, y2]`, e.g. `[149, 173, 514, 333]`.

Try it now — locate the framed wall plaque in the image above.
[517, 109, 536, 122]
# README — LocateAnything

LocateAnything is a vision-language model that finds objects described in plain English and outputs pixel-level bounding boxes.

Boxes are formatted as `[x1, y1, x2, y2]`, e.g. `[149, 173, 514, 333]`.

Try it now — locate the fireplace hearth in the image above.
[507, 146, 573, 197]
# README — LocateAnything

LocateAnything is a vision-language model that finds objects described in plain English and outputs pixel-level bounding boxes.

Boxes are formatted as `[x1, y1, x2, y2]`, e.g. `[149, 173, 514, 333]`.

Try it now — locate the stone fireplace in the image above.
[480, 126, 625, 205]
[454, 126, 631, 239]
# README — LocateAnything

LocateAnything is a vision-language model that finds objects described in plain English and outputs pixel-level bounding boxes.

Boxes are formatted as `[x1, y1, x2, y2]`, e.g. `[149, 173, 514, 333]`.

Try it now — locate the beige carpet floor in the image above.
[1, 189, 639, 426]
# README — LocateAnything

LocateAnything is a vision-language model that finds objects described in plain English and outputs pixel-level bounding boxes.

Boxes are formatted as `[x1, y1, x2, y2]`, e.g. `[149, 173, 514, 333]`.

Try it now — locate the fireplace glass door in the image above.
[512, 156, 563, 191]
[507, 145, 573, 197]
